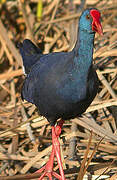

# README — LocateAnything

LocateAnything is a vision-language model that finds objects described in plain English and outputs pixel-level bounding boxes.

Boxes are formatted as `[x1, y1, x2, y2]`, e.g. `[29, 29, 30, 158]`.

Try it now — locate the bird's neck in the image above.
[73, 29, 95, 69]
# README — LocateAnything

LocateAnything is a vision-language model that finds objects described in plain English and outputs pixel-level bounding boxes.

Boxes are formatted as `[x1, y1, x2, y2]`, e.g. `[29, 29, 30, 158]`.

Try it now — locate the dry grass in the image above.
[0, 0, 117, 179]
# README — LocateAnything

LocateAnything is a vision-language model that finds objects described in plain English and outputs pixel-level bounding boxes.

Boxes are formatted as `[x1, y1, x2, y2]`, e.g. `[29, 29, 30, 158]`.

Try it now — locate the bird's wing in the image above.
[19, 39, 42, 75]
[21, 51, 71, 104]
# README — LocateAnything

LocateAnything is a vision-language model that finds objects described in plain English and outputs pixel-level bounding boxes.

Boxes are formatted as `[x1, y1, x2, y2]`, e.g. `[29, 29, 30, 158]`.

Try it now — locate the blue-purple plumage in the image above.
[19, 39, 42, 75]
[19, 9, 101, 125]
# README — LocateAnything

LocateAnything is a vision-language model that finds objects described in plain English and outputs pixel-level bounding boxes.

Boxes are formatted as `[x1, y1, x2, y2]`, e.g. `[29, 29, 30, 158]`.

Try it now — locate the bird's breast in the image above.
[55, 71, 88, 103]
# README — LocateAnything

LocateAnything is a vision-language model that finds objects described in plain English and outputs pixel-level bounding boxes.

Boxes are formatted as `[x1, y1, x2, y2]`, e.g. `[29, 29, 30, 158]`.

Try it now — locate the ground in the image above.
[0, 0, 117, 179]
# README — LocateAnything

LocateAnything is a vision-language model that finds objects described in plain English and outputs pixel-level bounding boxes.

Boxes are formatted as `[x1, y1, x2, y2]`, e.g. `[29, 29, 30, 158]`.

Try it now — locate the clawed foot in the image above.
[35, 120, 66, 180]
[36, 146, 62, 180]
[37, 163, 62, 180]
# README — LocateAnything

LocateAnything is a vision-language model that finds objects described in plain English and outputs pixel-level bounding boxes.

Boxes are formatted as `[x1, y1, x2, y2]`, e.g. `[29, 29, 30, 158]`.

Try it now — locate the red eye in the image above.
[86, 14, 91, 20]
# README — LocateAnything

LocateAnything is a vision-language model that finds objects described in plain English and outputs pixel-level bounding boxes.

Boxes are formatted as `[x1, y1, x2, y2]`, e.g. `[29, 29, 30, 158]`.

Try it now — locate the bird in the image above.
[19, 8, 103, 180]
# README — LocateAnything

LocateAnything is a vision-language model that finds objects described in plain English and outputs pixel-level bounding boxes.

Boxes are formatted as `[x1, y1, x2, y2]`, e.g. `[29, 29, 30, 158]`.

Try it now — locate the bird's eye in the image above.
[86, 15, 91, 20]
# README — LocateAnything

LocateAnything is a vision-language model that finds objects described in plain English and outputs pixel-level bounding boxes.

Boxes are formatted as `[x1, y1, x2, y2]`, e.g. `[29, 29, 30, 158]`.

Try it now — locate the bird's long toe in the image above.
[35, 121, 65, 180]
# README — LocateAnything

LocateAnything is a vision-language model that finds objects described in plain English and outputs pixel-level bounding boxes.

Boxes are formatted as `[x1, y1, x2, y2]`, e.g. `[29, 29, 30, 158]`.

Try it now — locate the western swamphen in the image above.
[19, 8, 103, 180]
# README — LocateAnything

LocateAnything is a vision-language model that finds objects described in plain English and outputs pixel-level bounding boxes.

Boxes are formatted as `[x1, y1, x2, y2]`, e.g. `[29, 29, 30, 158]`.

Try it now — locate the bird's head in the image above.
[79, 8, 103, 35]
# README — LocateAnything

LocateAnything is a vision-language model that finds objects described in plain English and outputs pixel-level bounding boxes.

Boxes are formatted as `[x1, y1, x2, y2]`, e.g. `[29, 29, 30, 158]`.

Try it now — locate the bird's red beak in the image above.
[90, 9, 103, 36]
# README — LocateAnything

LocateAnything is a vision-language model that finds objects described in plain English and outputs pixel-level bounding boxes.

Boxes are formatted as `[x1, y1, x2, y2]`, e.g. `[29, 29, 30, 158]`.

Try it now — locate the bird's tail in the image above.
[19, 39, 42, 75]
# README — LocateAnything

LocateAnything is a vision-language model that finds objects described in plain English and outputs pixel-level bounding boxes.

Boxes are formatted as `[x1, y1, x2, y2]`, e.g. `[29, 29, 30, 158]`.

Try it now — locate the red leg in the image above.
[55, 119, 64, 136]
[35, 119, 65, 180]
[36, 146, 55, 176]
[52, 125, 66, 180]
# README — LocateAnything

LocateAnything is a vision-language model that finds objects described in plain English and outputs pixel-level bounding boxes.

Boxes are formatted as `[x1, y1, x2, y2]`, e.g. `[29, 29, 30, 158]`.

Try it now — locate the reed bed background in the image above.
[0, 0, 117, 179]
